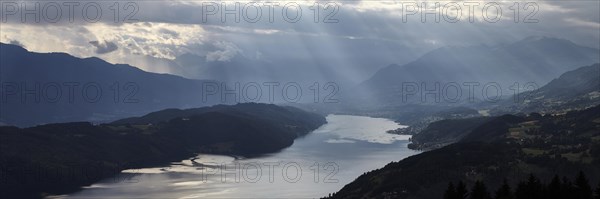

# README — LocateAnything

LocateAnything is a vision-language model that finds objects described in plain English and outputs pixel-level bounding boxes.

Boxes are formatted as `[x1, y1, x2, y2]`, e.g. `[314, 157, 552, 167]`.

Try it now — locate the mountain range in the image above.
[326, 104, 600, 199]
[408, 63, 600, 150]
[492, 63, 600, 114]
[355, 36, 599, 106]
[0, 103, 325, 198]
[0, 43, 221, 127]
[326, 62, 600, 199]
[2, 36, 597, 127]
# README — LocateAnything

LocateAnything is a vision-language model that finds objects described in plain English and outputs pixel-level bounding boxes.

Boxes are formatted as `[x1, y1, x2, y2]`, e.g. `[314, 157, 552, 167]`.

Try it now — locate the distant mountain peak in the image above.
[522, 35, 550, 42]
[517, 35, 577, 46]
[0, 43, 221, 127]
[0, 42, 28, 53]
[355, 36, 599, 106]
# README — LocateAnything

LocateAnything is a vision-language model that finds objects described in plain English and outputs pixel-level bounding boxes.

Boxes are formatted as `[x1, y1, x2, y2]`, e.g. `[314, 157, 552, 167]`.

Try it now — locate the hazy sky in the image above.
[1, 0, 598, 83]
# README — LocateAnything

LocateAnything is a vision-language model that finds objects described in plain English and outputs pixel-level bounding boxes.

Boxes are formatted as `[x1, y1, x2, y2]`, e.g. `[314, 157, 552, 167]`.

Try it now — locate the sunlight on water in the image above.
[67, 115, 419, 198]
[314, 115, 410, 144]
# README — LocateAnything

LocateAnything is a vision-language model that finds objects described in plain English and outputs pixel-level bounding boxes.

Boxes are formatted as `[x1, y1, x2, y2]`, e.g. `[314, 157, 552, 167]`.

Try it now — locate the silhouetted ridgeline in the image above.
[442, 172, 598, 199]
[493, 63, 600, 115]
[408, 64, 600, 150]
[408, 117, 490, 150]
[0, 42, 221, 127]
[325, 105, 600, 199]
[0, 103, 326, 198]
[355, 37, 599, 106]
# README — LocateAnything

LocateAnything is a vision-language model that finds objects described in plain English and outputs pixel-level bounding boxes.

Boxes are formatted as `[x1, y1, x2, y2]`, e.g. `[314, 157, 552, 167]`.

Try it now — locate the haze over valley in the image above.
[1, 1, 599, 198]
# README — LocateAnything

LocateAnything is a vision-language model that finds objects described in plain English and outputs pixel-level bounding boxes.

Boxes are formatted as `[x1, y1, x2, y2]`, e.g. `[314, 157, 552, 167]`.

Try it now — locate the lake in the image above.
[65, 115, 420, 198]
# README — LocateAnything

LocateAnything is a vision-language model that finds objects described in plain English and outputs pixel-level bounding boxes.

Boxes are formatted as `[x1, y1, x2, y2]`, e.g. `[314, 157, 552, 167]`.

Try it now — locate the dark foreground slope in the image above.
[0, 103, 325, 198]
[327, 105, 600, 199]
[407, 117, 491, 150]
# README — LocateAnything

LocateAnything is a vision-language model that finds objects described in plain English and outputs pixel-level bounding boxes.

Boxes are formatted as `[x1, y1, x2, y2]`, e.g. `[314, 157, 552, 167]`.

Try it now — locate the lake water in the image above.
[65, 115, 420, 198]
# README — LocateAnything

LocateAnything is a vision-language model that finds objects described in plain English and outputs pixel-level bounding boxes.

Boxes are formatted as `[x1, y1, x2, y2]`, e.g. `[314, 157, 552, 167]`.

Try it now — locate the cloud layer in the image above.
[1, 0, 598, 84]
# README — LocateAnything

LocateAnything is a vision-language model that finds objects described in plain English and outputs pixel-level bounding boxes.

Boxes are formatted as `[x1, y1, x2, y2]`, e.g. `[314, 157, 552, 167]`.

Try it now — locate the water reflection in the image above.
[67, 115, 420, 198]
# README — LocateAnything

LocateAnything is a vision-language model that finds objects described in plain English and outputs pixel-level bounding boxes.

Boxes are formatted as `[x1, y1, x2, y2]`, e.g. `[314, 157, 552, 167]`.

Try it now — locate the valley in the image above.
[1, 9, 599, 198]
[0, 103, 325, 198]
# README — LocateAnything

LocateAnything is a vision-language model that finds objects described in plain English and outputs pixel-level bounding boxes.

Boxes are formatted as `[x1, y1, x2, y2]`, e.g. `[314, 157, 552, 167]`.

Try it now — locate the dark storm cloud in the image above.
[159, 28, 180, 38]
[8, 39, 24, 48]
[2, 1, 598, 49]
[1, 0, 598, 84]
[89, 40, 118, 54]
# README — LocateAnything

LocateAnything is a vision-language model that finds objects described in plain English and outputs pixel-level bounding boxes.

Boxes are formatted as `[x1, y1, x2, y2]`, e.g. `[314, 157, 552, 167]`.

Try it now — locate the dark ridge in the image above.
[0, 103, 326, 198]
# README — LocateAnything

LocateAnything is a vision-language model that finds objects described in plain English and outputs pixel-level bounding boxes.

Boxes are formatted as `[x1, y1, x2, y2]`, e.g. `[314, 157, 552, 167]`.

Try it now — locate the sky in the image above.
[1, 0, 599, 84]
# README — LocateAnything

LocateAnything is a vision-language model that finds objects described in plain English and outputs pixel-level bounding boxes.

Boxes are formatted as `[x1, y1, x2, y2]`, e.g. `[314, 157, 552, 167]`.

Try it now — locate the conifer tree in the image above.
[444, 182, 458, 199]
[528, 174, 543, 199]
[456, 181, 469, 199]
[547, 175, 562, 199]
[561, 176, 575, 198]
[594, 182, 600, 199]
[574, 171, 593, 199]
[515, 181, 527, 199]
[516, 174, 543, 199]
[495, 179, 513, 199]
[470, 180, 491, 199]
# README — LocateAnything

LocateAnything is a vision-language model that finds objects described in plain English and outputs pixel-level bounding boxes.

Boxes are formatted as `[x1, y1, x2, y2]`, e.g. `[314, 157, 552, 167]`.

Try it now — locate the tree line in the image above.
[444, 171, 600, 199]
